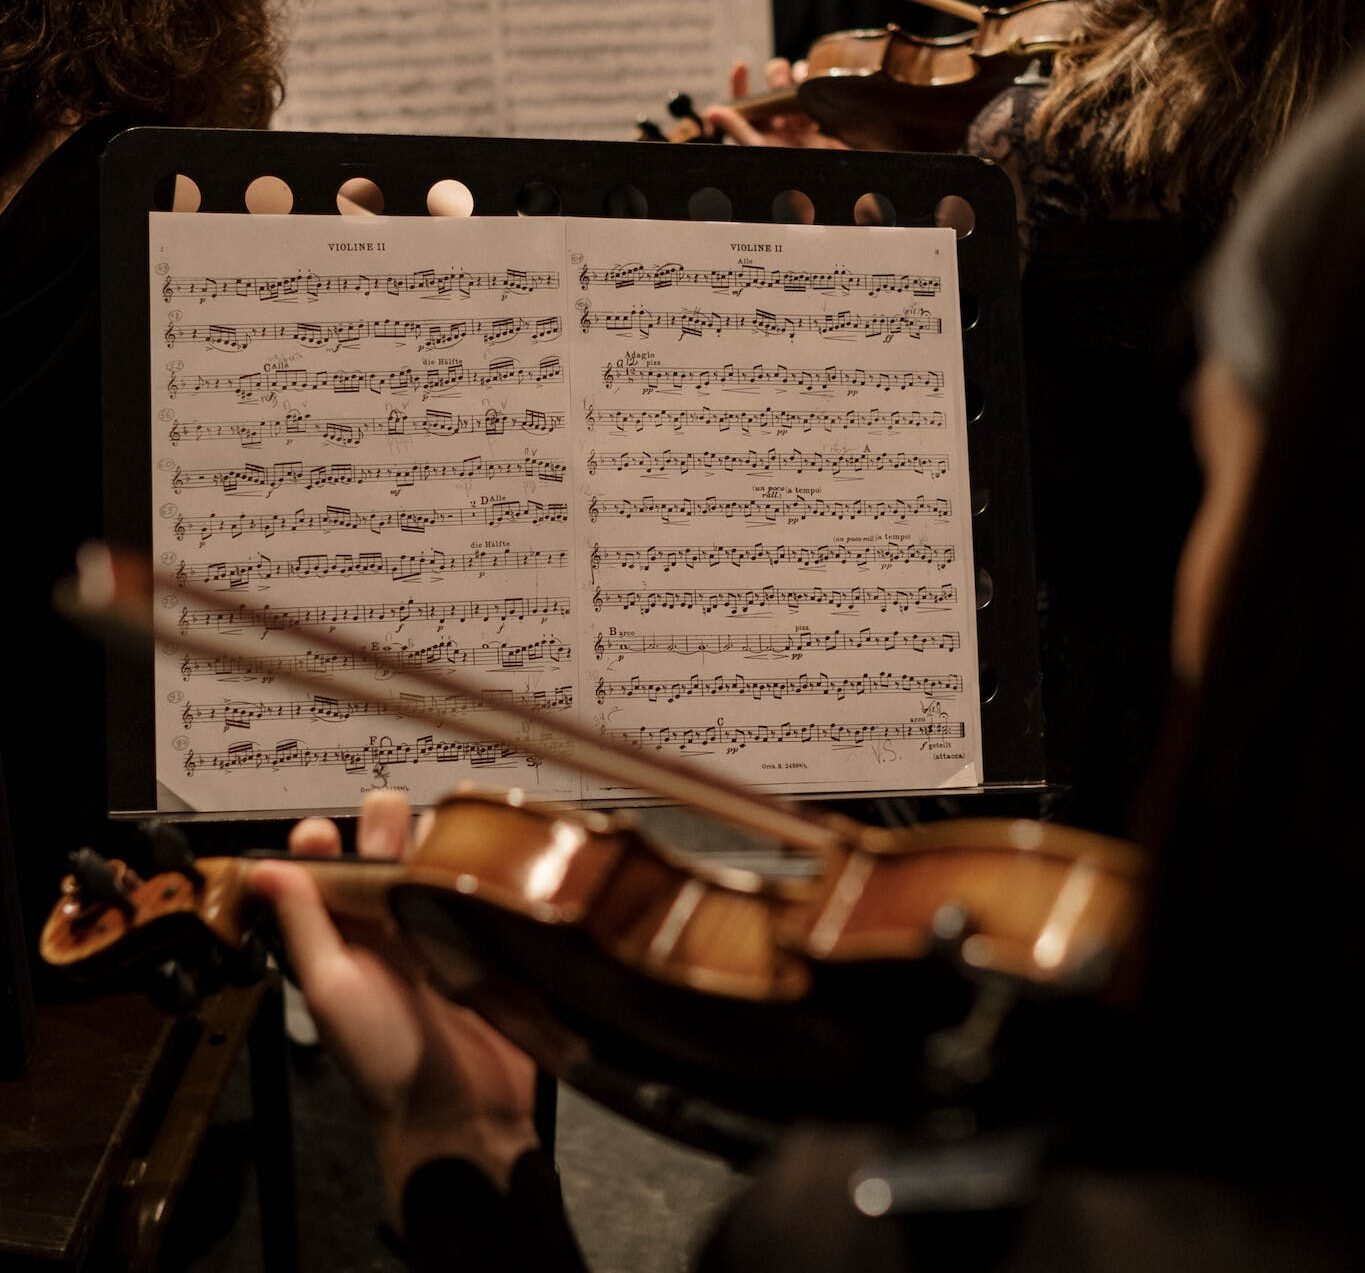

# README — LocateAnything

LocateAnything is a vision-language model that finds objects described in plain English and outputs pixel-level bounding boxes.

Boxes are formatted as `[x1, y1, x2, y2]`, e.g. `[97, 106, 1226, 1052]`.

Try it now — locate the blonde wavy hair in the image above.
[1032, 0, 1363, 215]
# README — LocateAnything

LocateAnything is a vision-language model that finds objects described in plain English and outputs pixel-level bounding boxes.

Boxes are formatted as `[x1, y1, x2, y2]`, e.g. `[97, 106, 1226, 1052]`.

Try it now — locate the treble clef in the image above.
[588, 496, 599, 523]
[592, 588, 603, 612]
[577, 299, 591, 335]
[578, 262, 590, 291]
[586, 452, 598, 477]
[595, 678, 606, 705]
[590, 543, 601, 575]
[594, 632, 604, 660]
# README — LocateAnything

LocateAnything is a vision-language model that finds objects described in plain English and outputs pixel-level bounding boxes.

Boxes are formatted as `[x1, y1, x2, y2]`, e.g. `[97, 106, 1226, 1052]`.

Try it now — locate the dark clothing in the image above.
[404, 1125, 1360, 1273]
[0, 118, 127, 934]
[399, 1151, 588, 1273]
[967, 86, 1207, 833]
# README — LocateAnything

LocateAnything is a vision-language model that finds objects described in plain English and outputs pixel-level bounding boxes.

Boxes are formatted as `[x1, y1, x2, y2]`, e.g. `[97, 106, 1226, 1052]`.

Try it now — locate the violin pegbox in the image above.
[40, 829, 268, 1011]
[141, 817, 205, 887]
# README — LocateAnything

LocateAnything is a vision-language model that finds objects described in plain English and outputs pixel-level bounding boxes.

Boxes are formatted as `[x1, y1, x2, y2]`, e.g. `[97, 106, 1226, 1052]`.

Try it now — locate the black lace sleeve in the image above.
[966, 83, 1116, 260]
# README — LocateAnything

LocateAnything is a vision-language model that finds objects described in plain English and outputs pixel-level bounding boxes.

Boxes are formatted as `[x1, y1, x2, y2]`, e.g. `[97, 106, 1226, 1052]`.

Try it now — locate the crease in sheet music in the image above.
[149, 213, 981, 814]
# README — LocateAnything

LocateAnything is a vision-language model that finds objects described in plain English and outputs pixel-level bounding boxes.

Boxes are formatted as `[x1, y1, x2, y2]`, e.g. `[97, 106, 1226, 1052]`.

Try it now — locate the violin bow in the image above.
[58, 544, 848, 856]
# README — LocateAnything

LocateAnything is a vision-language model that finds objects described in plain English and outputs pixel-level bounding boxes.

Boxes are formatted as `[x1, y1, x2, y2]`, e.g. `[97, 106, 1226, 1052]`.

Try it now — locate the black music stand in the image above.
[100, 127, 1043, 832]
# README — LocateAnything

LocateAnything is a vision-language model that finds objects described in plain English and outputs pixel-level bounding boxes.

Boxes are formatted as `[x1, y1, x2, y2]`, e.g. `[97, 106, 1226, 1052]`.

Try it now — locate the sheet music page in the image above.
[273, 0, 772, 140]
[151, 213, 579, 811]
[565, 219, 981, 799]
[148, 213, 981, 814]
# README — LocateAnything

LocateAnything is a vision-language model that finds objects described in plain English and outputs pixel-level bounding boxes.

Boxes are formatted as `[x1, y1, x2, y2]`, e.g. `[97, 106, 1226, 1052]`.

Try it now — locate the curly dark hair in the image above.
[0, 0, 285, 173]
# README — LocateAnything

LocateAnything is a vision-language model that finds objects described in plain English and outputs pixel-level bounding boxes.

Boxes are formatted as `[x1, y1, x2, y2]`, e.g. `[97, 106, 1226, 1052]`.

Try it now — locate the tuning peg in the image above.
[149, 959, 203, 1014]
[666, 91, 701, 124]
[226, 931, 270, 986]
[636, 116, 667, 142]
[68, 848, 136, 918]
[664, 92, 719, 143]
[140, 818, 205, 888]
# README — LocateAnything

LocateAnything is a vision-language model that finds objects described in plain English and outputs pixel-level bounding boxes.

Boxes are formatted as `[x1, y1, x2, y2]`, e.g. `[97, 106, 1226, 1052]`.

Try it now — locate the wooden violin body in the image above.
[43, 787, 1143, 1144]
[686, 2, 1083, 152]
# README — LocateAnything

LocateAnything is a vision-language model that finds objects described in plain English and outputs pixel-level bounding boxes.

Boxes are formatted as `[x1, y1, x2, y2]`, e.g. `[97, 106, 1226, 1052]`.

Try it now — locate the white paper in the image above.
[273, 0, 772, 140]
[149, 212, 982, 813]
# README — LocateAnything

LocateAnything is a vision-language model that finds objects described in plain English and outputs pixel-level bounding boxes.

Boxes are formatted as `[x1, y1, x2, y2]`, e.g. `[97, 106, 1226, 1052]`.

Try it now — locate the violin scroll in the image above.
[41, 834, 267, 1011]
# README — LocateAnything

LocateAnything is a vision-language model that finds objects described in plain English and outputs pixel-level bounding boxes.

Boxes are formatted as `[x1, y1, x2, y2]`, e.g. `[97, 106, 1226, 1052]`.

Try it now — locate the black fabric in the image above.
[1020, 223, 1203, 832]
[967, 86, 1208, 832]
[399, 1150, 588, 1273]
[0, 116, 130, 940]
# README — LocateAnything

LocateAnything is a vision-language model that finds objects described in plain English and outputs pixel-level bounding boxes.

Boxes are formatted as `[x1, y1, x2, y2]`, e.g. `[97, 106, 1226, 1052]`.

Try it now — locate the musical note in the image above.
[593, 630, 961, 658]
[591, 584, 956, 615]
[177, 547, 567, 588]
[594, 672, 962, 703]
[179, 637, 572, 681]
[601, 353, 944, 394]
[577, 303, 940, 343]
[177, 595, 572, 632]
[183, 736, 538, 775]
[585, 449, 949, 479]
[167, 407, 563, 446]
[163, 268, 559, 303]
[587, 495, 951, 524]
[588, 542, 955, 573]
[181, 684, 573, 729]
[169, 357, 563, 400]
[174, 501, 568, 546]
[171, 457, 565, 494]
[165, 315, 562, 351]
[610, 720, 967, 750]
[582, 406, 945, 435]
[578, 262, 940, 297]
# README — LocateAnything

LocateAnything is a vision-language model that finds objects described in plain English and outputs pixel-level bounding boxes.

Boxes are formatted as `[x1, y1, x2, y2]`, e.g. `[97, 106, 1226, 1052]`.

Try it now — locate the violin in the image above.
[43, 547, 1144, 1148]
[650, 0, 1083, 153]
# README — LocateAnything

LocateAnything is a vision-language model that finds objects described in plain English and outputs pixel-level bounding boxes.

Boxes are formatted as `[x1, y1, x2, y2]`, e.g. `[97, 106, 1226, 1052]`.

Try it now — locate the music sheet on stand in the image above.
[273, 0, 771, 140]
[149, 212, 982, 814]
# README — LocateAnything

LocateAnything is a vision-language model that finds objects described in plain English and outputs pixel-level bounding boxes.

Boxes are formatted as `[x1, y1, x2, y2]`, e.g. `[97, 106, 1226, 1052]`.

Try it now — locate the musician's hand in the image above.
[703, 58, 848, 149]
[249, 791, 538, 1218]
